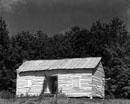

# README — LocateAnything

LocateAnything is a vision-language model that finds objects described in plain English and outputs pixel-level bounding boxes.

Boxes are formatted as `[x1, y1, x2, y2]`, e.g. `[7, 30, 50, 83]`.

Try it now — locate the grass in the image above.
[0, 97, 130, 104]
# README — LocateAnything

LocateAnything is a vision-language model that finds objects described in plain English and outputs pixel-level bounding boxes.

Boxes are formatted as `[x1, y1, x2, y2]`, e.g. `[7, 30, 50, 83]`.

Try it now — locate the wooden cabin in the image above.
[16, 57, 105, 98]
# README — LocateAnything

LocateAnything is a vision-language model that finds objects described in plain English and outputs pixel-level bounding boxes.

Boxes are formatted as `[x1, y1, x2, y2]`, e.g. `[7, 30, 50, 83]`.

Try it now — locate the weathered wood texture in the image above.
[16, 62, 105, 98]
[92, 62, 105, 98]
[58, 73, 92, 97]
[16, 69, 93, 97]
[16, 74, 44, 96]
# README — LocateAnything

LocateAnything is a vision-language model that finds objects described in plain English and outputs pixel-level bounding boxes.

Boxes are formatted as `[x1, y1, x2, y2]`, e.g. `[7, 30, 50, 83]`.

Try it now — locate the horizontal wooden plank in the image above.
[58, 79, 72, 82]
[62, 91, 92, 94]
[92, 76, 103, 80]
[58, 82, 72, 85]
[81, 75, 92, 79]
[92, 81, 102, 86]
[62, 87, 92, 91]
[80, 84, 92, 88]
[80, 80, 91, 83]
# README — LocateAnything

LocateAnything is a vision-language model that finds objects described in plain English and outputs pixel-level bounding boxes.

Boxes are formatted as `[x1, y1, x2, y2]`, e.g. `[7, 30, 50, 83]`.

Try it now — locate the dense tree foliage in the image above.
[0, 17, 130, 98]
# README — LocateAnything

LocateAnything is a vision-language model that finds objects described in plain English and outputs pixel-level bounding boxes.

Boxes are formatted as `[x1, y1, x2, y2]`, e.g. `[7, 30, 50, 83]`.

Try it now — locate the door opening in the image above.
[52, 76, 57, 94]
[48, 76, 57, 94]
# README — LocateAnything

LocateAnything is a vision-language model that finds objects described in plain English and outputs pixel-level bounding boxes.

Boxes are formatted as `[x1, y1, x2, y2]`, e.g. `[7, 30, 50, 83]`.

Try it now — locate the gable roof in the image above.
[17, 57, 101, 73]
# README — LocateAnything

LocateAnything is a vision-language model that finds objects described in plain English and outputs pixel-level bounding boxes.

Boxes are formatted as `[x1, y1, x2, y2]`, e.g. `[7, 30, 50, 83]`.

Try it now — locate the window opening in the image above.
[73, 77, 80, 89]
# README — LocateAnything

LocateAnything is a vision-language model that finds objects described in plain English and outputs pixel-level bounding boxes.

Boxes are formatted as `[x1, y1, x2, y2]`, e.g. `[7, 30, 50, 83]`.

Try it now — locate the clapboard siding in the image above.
[16, 73, 44, 96]
[58, 73, 92, 97]
[92, 62, 105, 98]
[94, 62, 104, 78]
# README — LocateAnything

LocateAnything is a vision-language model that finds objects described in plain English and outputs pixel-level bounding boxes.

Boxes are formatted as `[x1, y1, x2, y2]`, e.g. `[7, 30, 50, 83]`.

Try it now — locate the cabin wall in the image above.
[16, 69, 93, 97]
[92, 62, 105, 98]
[16, 73, 45, 96]
[58, 73, 92, 97]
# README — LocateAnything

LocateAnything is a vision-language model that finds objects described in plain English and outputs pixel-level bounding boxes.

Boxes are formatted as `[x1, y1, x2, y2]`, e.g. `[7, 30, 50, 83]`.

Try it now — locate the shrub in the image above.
[0, 90, 14, 99]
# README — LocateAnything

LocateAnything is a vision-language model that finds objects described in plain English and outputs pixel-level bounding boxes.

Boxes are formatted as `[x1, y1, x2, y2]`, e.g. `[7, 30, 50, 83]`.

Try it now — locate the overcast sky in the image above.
[0, 0, 129, 36]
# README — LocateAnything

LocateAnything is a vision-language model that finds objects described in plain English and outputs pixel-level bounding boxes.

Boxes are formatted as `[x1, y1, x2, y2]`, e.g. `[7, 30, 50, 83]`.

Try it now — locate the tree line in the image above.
[0, 17, 130, 98]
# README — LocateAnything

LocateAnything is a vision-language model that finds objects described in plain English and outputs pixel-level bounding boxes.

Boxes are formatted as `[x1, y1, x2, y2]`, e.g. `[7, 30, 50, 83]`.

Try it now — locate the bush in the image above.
[0, 90, 14, 99]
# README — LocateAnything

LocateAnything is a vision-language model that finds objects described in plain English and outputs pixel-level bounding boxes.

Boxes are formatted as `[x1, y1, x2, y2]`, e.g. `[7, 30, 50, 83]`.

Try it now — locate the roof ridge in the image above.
[24, 57, 101, 62]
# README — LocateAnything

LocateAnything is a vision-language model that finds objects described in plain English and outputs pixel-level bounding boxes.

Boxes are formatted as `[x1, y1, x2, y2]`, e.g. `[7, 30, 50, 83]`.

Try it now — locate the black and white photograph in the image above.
[0, 0, 130, 104]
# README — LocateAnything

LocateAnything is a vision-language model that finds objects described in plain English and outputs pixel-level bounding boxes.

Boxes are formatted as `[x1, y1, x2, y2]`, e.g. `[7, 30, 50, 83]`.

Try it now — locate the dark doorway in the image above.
[52, 76, 57, 94]
[48, 76, 57, 94]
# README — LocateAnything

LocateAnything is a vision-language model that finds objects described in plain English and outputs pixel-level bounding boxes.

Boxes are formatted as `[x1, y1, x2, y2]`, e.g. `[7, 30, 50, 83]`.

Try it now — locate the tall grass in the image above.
[0, 96, 130, 104]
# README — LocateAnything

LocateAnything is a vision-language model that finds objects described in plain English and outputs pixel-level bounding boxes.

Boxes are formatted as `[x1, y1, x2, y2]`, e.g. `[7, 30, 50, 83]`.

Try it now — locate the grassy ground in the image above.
[0, 97, 130, 104]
